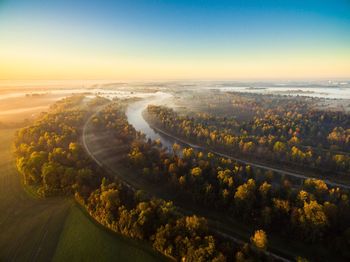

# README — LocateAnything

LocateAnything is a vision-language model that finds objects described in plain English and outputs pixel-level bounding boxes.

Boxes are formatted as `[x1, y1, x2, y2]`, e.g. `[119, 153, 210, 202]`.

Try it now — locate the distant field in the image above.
[0, 96, 51, 123]
[53, 204, 166, 262]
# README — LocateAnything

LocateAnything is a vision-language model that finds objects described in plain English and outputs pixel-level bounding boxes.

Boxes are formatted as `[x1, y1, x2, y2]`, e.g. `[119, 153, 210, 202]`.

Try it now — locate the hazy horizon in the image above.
[1, 2, 350, 261]
[1, 0, 350, 80]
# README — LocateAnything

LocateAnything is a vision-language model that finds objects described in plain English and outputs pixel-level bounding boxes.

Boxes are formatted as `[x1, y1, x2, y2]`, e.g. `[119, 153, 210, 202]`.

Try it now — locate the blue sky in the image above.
[0, 0, 349, 79]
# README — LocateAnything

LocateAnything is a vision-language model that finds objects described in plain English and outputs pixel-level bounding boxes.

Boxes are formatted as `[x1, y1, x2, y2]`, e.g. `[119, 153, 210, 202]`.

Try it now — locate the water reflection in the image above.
[126, 92, 175, 152]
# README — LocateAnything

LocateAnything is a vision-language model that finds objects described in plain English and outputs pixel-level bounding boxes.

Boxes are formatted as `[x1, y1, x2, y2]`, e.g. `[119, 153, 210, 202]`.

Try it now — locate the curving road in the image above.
[82, 98, 296, 261]
[82, 95, 350, 261]
[148, 124, 350, 190]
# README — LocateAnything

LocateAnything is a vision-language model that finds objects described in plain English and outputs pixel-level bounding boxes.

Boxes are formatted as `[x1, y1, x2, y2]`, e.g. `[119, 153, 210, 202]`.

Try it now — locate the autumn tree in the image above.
[250, 230, 268, 250]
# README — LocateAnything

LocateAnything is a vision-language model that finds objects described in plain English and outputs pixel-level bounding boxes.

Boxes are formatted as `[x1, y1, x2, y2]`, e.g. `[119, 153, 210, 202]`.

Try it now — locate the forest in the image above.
[127, 138, 350, 257]
[14, 96, 274, 261]
[145, 93, 350, 176]
[13, 93, 350, 261]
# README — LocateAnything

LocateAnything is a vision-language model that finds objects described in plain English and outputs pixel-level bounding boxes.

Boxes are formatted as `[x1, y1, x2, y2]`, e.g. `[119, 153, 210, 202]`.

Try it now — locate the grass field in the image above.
[0, 128, 70, 261]
[0, 127, 165, 262]
[53, 204, 166, 262]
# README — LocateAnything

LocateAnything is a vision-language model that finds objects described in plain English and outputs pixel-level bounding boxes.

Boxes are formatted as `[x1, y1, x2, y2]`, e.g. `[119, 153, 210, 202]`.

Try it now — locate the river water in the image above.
[125, 92, 176, 151]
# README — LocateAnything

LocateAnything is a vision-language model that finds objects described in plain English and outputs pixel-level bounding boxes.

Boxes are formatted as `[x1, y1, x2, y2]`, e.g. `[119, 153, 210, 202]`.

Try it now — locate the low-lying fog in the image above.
[1, 80, 349, 125]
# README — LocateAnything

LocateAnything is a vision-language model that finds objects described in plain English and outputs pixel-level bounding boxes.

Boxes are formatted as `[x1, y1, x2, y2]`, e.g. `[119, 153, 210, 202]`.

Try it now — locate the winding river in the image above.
[126, 92, 176, 151]
[125, 92, 350, 190]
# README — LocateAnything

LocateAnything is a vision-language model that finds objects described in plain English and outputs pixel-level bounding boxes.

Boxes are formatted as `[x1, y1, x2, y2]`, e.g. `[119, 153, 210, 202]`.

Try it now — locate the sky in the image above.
[0, 0, 349, 80]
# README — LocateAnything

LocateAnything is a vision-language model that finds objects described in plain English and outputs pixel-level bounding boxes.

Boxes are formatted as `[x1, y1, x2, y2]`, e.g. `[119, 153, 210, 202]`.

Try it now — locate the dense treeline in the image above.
[14, 96, 270, 261]
[85, 179, 254, 261]
[91, 102, 137, 143]
[127, 138, 350, 259]
[146, 100, 350, 174]
[14, 96, 101, 196]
